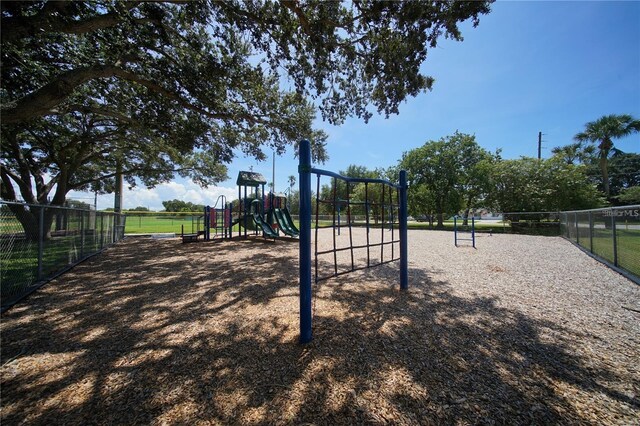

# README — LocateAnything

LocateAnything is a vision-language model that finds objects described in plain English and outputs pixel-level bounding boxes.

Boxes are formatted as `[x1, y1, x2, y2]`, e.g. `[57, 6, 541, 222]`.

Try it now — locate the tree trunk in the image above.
[600, 157, 610, 197]
[4, 203, 56, 242]
[436, 212, 444, 229]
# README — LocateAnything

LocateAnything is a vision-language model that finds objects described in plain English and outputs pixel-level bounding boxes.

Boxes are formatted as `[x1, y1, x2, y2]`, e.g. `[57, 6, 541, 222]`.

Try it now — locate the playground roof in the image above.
[236, 171, 267, 186]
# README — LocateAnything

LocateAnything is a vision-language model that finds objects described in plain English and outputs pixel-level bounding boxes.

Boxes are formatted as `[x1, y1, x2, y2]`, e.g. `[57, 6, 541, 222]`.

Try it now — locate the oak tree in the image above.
[1, 0, 493, 238]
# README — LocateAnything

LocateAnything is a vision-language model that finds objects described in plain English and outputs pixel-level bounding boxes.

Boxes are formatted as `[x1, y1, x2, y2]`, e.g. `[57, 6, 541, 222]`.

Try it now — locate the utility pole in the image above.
[271, 150, 276, 194]
[538, 131, 542, 160]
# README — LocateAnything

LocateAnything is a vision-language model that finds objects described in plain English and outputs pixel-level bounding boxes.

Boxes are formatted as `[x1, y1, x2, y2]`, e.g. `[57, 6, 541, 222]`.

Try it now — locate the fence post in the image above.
[399, 170, 408, 290]
[575, 212, 579, 244]
[37, 206, 44, 280]
[299, 139, 312, 344]
[80, 210, 85, 259]
[588, 211, 593, 253]
[611, 210, 618, 267]
[100, 213, 104, 248]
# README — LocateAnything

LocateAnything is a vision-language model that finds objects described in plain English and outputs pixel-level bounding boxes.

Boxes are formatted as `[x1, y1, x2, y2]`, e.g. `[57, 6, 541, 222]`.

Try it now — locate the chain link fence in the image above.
[561, 205, 640, 283]
[1, 200, 126, 311]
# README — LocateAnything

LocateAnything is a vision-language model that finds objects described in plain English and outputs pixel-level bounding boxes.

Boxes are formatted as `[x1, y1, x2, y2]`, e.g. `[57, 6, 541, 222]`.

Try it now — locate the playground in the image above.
[1, 229, 638, 425]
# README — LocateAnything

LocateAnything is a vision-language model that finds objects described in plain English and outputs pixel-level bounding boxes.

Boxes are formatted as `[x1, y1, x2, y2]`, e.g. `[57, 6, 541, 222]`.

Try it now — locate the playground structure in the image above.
[454, 215, 476, 248]
[234, 171, 299, 240]
[187, 172, 299, 243]
[180, 195, 232, 243]
[204, 195, 232, 241]
[266, 192, 300, 237]
[297, 139, 408, 343]
[180, 214, 206, 243]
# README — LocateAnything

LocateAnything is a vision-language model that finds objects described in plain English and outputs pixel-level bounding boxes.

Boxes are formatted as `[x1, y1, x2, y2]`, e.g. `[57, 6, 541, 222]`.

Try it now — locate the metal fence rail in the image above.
[1, 200, 126, 311]
[560, 205, 640, 283]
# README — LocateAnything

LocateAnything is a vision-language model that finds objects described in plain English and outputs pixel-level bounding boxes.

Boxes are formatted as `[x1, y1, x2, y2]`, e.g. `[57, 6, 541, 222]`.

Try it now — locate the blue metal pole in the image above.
[472, 216, 476, 248]
[399, 170, 408, 290]
[611, 211, 618, 267]
[205, 206, 210, 240]
[454, 216, 458, 246]
[299, 139, 313, 343]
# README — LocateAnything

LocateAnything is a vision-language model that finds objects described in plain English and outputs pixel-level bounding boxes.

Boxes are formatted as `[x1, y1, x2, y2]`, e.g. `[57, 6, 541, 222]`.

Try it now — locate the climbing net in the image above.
[313, 174, 402, 284]
[298, 139, 407, 343]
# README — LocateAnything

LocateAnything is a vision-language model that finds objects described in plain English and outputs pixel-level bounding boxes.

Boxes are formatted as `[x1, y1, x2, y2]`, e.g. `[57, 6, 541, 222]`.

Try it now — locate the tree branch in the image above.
[61, 104, 135, 124]
[279, 0, 312, 36]
[71, 165, 194, 189]
[2, 7, 119, 43]
[2, 64, 262, 125]
[0, 163, 38, 204]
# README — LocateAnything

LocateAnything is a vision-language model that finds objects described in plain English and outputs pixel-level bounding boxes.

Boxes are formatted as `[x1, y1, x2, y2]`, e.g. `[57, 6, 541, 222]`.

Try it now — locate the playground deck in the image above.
[1, 230, 638, 425]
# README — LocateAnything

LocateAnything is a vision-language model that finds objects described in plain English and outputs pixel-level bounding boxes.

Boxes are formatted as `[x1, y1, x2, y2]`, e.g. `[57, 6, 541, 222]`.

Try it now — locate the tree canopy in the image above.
[607, 151, 640, 203]
[1, 0, 493, 239]
[161, 199, 205, 213]
[552, 140, 640, 203]
[1, 1, 493, 125]
[486, 157, 605, 213]
[400, 132, 494, 227]
[574, 114, 640, 197]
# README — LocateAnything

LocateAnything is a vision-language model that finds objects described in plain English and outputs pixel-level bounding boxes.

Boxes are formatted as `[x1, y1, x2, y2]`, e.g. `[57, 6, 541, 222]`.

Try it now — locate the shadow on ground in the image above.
[1, 237, 637, 424]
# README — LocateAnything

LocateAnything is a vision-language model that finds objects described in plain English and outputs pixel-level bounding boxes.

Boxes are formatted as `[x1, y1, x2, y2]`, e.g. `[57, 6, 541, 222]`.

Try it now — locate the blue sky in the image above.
[76, 1, 640, 210]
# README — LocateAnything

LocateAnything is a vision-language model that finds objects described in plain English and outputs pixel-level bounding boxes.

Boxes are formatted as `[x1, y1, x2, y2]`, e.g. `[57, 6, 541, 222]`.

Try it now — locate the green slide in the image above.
[252, 212, 279, 238]
[280, 208, 300, 234]
[273, 208, 299, 237]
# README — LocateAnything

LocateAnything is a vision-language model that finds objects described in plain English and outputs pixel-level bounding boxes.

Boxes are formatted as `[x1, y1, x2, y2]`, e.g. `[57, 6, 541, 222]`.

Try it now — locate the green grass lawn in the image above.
[574, 227, 640, 277]
[591, 228, 640, 276]
[1, 231, 119, 307]
[616, 229, 640, 276]
[125, 214, 204, 234]
[123, 215, 555, 235]
[0, 229, 124, 306]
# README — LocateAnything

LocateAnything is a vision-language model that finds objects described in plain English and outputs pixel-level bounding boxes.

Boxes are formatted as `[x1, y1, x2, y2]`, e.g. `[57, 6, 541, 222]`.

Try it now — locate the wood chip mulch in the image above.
[1, 229, 638, 425]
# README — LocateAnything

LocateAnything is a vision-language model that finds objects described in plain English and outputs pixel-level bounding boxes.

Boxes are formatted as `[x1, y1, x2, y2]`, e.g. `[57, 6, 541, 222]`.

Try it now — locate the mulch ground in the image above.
[1, 230, 639, 425]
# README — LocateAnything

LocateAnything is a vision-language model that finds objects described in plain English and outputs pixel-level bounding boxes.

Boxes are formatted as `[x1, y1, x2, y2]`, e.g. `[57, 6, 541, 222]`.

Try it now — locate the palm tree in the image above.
[287, 175, 296, 204]
[574, 114, 640, 196]
[551, 142, 595, 165]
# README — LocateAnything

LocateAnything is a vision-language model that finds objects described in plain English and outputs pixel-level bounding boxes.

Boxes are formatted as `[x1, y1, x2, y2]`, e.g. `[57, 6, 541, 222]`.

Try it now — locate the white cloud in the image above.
[69, 178, 237, 211]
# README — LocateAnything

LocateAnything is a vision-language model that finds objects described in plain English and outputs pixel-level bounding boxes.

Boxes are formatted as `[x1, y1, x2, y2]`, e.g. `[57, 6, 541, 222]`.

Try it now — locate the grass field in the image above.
[1, 231, 121, 308]
[124, 214, 203, 234]
[122, 214, 513, 234]
[576, 228, 640, 277]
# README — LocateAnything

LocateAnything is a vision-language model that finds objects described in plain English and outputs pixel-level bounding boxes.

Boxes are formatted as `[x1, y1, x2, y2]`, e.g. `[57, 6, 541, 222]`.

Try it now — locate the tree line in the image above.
[306, 116, 639, 228]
